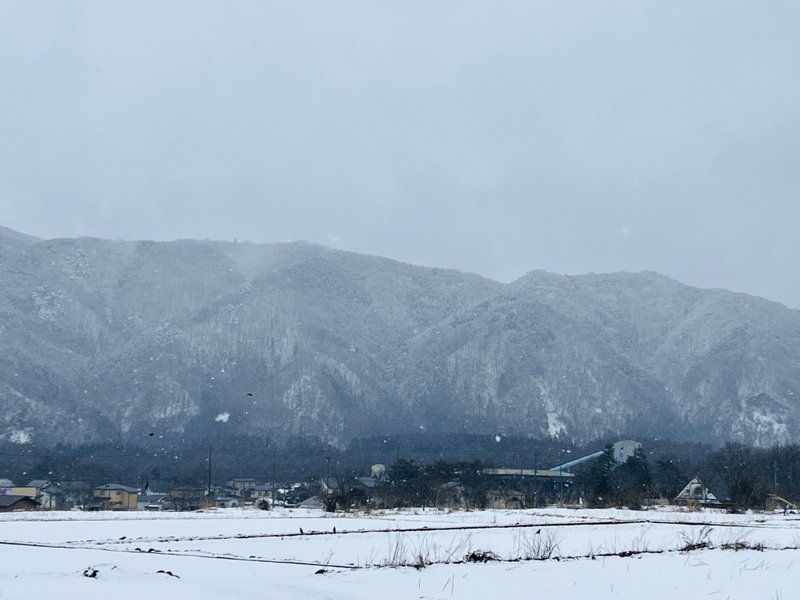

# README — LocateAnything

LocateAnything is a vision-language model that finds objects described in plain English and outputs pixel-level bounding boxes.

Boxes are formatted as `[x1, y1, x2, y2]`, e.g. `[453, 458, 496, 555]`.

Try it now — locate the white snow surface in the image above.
[1, 506, 799, 599]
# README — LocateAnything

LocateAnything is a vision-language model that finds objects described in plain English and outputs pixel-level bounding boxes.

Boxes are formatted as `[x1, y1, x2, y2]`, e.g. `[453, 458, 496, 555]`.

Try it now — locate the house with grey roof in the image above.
[674, 477, 721, 506]
[0, 495, 38, 512]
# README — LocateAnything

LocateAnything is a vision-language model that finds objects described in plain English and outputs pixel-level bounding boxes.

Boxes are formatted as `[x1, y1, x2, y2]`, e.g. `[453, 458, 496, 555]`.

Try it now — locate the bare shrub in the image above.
[720, 540, 765, 552]
[382, 533, 409, 567]
[513, 529, 560, 560]
[679, 525, 713, 552]
[381, 532, 474, 569]
[465, 550, 499, 563]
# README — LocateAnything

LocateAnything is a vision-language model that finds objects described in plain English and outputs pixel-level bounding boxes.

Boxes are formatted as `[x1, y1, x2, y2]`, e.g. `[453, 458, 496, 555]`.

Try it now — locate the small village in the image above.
[0, 474, 362, 513]
[3, 456, 795, 515]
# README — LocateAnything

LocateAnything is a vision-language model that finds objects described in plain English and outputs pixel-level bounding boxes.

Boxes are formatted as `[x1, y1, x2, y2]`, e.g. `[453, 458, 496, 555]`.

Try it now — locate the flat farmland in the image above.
[1, 507, 799, 599]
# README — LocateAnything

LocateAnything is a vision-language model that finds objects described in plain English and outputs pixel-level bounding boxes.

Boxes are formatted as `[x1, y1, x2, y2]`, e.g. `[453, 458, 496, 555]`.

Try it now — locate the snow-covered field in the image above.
[2, 506, 799, 599]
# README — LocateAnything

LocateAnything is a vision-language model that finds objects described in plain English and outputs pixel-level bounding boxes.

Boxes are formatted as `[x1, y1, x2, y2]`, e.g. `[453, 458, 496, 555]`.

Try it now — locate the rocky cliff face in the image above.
[1, 227, 798, 447]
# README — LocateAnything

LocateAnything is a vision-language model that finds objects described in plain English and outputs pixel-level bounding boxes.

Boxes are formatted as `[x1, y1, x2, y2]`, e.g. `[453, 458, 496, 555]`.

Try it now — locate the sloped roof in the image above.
[674, 477, 719, 503]
[355, 476, 379, 489]
[95, 483, 140, 493]
[215, 495, 240, 503]
[138, 493, 167, 503]
[0, 495, 38, 508]
[27, 480, 50, 488]
[299, 495, 325, 509]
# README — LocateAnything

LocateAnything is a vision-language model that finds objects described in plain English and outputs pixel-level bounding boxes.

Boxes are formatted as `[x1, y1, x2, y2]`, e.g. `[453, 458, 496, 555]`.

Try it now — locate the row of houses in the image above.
[0, 477, 312, 512]
[2, 473, 775, 513]
[0, 479, 130, 512]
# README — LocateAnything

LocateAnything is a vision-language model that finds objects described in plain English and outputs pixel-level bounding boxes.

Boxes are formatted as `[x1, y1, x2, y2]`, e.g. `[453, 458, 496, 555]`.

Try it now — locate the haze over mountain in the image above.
[1, 226, 799, 448]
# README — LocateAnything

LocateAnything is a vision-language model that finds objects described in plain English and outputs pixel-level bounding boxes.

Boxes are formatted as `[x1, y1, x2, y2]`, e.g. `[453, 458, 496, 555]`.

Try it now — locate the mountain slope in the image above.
[1, 227, 799, 447]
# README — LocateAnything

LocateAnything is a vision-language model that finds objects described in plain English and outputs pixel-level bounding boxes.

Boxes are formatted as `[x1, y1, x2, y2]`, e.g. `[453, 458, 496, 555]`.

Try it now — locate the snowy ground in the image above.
[2, 506, 799, 599]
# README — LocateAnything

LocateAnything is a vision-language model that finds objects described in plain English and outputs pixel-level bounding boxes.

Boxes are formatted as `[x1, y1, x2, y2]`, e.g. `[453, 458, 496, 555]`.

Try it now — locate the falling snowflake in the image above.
[215, 412, 230, 423]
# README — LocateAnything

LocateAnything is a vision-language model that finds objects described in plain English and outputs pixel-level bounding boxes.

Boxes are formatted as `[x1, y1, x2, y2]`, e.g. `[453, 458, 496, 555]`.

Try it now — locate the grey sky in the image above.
[1, 1, 799, 307]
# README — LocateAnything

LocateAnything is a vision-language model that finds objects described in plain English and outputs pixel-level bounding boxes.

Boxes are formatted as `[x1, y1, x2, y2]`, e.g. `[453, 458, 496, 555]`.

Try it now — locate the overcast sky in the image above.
[1, 1, 799, 307]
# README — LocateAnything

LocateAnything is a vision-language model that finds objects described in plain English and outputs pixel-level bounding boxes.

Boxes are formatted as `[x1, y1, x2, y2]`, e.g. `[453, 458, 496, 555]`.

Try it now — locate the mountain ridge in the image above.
[1, 226, 798, 447]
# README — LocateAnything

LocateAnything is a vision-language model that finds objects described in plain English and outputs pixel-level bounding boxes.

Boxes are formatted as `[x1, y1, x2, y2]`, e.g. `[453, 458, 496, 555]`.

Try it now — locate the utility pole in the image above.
[325, 456, 331, 487]
[774, 460, 778, 492]
[207, 446, 212, 496]
[272, 452, 276, 507]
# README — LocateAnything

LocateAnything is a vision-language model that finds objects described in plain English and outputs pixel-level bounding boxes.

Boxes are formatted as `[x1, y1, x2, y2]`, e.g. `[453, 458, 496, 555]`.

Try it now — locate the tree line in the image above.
[329, 442, 800, 511]
[2, 434, 800, 512]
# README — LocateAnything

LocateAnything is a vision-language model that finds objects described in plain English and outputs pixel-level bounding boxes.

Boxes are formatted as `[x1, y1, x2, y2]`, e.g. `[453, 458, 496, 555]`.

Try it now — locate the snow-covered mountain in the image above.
[1, 227, 798, 447]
